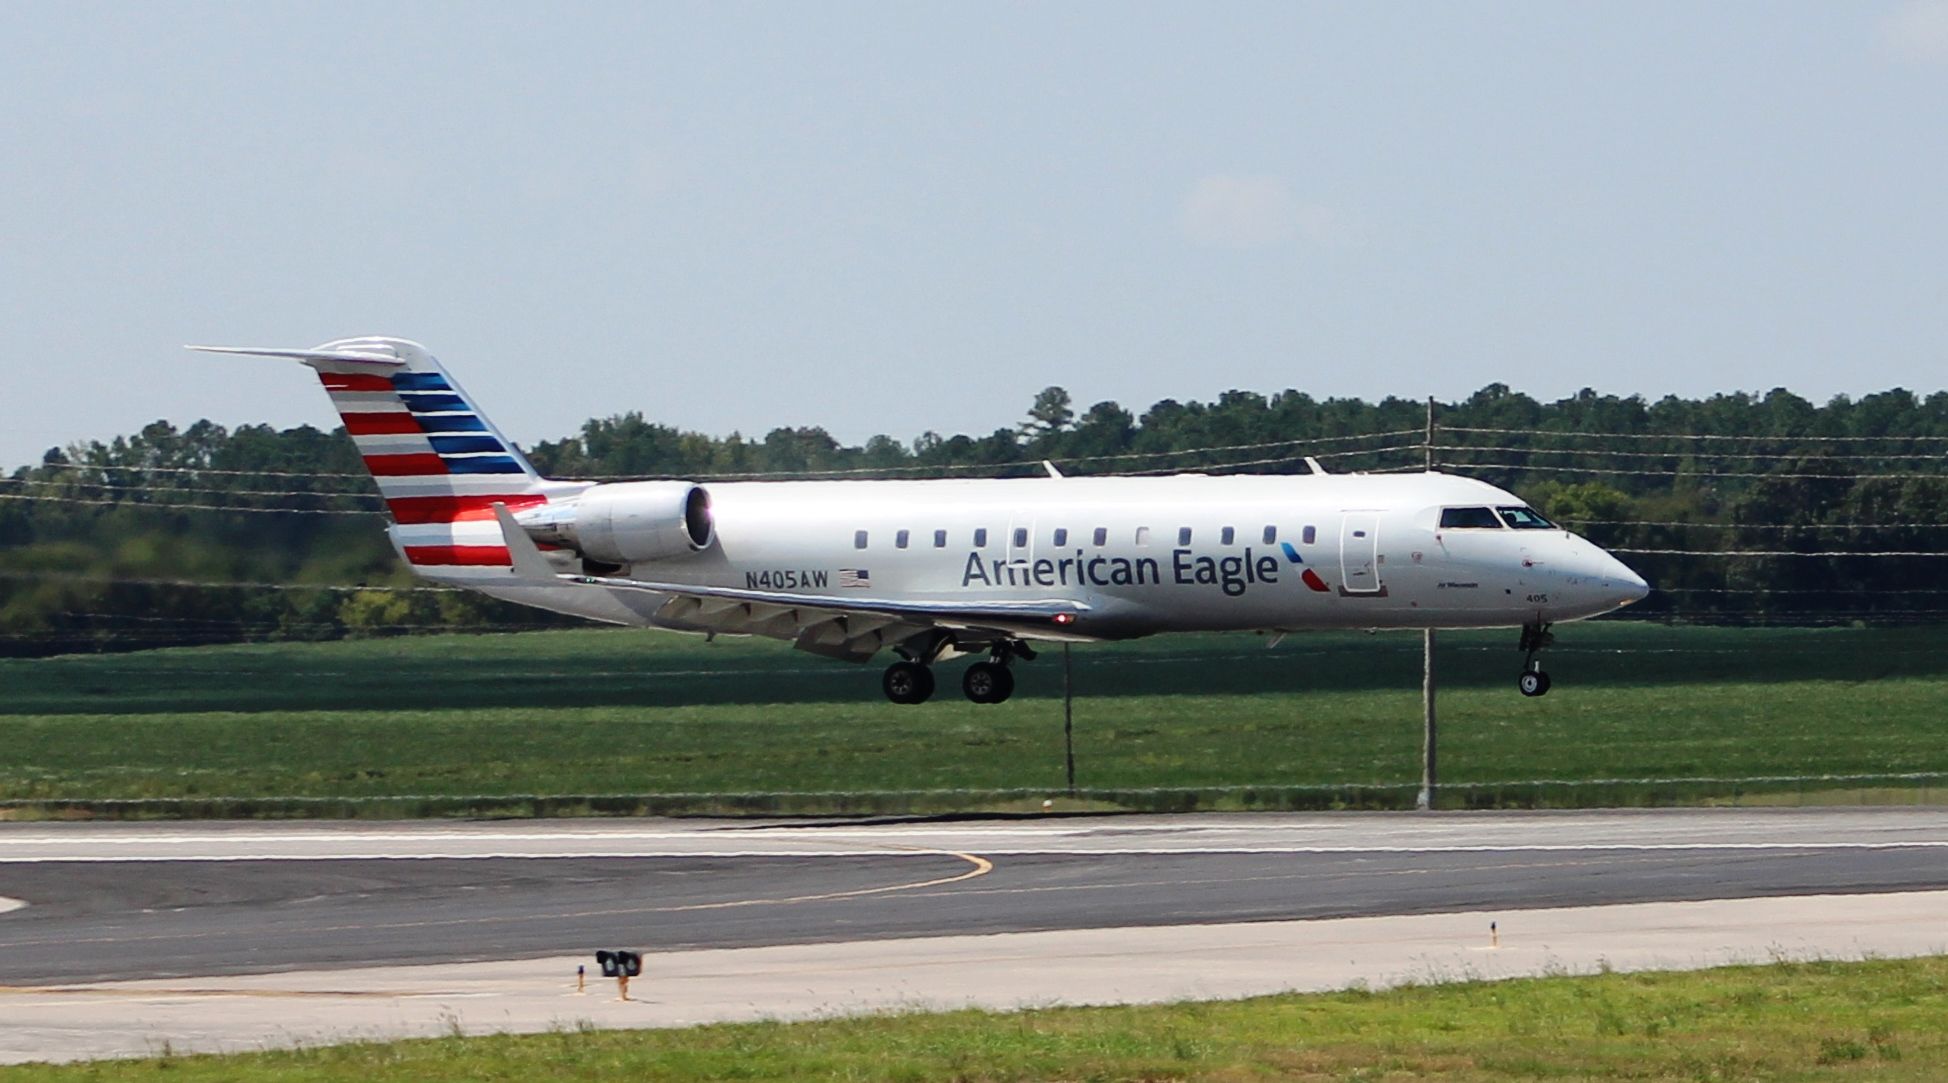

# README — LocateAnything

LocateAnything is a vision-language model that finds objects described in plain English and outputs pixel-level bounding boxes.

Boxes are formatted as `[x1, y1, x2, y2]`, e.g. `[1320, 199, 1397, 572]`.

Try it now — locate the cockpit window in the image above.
[1496, 506, 1556, 530]
[1439, 506, 1503, 529]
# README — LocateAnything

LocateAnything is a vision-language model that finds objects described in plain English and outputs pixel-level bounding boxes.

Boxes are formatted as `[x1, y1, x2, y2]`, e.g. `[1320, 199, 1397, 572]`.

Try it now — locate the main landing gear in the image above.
[881, 639, 1033, 705]
[882, 661, 934, 705]
[1518, 621, 1554, 697]
[961, 660, 1014, 704]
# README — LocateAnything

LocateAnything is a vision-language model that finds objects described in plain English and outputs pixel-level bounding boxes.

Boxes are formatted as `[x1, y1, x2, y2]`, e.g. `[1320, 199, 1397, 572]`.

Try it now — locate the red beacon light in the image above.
[1051, 612, 1076, 626]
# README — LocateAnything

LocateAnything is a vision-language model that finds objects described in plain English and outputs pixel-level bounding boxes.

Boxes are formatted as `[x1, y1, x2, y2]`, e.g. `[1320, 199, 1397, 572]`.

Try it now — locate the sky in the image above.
[1, 2, 1945, 467]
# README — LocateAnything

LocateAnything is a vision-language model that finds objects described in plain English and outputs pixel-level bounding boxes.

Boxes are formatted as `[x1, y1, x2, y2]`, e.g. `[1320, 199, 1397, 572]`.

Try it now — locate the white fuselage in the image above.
[469, 470, 1649, 638]
[199, 336, 1644, 699]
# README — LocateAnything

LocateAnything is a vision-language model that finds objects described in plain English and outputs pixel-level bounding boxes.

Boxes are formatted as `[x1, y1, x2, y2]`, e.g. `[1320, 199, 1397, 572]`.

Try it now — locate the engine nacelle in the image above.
[528, 481, 714, 565]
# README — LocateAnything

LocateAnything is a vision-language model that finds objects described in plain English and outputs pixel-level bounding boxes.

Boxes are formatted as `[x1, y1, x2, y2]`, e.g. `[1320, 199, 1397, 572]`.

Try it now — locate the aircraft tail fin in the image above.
[191, 337, 574, 577]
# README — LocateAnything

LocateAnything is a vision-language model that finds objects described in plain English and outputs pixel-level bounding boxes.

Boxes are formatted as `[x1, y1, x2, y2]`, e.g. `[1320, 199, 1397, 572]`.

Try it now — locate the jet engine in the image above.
[522, 481, 714, 565]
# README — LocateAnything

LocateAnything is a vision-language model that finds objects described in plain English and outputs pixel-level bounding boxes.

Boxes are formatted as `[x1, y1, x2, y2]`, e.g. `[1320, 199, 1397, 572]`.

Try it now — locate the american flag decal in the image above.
[838, 568, 871, 588]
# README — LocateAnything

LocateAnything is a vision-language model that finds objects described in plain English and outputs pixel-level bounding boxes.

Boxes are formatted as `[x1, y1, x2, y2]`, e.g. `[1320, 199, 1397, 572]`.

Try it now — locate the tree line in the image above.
[3, 383, 1945, 655]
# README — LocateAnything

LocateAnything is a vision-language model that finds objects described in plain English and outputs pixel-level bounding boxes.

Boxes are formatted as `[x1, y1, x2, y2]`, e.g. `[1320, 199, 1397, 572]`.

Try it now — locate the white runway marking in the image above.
[5, 840, 1948, 863]
[0, 898, 23, 915]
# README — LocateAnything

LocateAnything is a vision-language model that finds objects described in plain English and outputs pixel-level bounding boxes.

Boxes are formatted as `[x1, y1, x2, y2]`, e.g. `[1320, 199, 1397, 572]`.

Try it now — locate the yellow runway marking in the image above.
[0, 849, 997, 957]
[649, 848, 993, 913]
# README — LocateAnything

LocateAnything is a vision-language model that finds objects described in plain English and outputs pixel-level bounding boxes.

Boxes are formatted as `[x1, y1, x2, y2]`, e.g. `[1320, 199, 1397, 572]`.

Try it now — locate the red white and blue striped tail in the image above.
[192, 337, 584, 579]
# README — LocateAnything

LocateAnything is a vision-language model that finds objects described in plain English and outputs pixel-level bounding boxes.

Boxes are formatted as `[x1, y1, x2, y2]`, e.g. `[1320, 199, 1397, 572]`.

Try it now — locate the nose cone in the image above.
[1589, 547, 1651, 609]
[1551, 537, 1651, 616]
[1614, 564, 1651, 607]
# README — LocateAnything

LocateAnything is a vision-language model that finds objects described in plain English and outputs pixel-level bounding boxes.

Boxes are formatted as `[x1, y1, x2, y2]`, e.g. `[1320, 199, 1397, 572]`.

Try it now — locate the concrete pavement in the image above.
[4, 889, 1944, 1064]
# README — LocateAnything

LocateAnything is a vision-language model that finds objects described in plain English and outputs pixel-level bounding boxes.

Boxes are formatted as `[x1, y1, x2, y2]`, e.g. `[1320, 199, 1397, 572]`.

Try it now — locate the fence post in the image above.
[1063, 644, 1077, 796]
[1418, 628, 1438, 811]
[1425, 396, 1436, 470]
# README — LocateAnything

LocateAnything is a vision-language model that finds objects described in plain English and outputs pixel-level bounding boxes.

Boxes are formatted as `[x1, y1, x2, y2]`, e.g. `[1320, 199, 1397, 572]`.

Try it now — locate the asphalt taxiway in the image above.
[3, 809, 1946, 1062]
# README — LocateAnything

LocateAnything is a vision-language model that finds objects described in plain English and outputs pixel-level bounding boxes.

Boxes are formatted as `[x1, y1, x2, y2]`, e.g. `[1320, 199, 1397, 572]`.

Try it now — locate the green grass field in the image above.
[5, 958, 1947, 1080]
[2, 621, 1945, 815]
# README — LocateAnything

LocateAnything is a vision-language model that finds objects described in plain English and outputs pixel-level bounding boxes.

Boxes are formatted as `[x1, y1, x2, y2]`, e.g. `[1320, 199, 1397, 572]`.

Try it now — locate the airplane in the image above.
[193, 337, 1651, 704]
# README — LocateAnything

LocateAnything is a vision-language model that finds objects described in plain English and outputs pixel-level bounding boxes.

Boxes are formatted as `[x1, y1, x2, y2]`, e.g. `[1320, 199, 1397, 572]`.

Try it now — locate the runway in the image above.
[3, 809, 1948, 1062]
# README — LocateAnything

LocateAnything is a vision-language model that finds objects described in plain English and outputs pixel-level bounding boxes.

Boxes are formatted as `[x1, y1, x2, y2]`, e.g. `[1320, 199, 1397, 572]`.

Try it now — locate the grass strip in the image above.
[5, 623, 1947, 816]
[5, 957, 1947, 1080]
[12, 775, 1948, 822]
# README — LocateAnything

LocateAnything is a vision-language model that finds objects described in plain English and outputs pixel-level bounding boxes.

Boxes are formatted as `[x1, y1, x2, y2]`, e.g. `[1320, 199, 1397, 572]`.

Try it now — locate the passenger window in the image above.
[1177, 527, 1192, 546]
[1053, 528, 1069, 547]
[1093, 527, 1108, 546]
[1440, 507, 1504, 529]
[1263, 525, 1278, 544]
[1012, 527, 1028, 548]
[1302, 525, 1316, 545]
[974, 528, 988, 547]
[1136, 526, 1151, 546]
[933, 529, 947, 548]
[895, 529, 909, 549]
[1497, 506, 1556, 530]
[854, 530, 868, 549]
[1220, 526, 1235, 546]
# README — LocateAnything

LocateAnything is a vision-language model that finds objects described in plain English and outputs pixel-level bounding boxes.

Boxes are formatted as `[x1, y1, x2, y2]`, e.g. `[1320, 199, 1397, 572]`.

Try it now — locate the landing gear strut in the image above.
[1518, 621, 1554, 697]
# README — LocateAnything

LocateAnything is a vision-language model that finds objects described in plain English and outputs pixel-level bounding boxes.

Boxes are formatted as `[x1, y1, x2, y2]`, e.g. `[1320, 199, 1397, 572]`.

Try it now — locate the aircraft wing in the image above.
[491, 504, 1091, 661]
[573, 571, 1092, 659]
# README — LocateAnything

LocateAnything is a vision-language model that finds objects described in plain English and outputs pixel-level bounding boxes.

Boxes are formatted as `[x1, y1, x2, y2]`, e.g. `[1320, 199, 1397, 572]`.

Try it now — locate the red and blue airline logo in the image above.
[1281, 542, 1332, 593]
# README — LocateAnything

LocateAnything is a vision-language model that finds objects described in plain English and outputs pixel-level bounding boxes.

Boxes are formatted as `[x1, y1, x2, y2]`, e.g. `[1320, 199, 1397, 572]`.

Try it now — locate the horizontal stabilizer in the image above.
[187, 345, 406, 367]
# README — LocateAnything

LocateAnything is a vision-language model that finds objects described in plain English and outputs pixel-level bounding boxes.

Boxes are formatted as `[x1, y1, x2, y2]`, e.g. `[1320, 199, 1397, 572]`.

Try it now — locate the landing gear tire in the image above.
[962, 660, 1015, 704]
[1518, 670, 1552, 697]
[883, 661, 934, 705]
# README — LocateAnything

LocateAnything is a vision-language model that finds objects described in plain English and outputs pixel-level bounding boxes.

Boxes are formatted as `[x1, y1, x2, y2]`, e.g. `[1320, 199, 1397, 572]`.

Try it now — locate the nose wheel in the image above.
[1517, 621, 1554, 697]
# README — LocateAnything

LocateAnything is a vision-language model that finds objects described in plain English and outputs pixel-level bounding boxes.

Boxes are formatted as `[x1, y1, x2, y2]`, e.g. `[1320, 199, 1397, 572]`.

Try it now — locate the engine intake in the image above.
[525, 481, 714, 565]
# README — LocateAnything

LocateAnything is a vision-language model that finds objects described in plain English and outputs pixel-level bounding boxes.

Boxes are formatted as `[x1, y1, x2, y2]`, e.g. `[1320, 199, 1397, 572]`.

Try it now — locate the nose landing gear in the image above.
[1517, 621, 1554, 697]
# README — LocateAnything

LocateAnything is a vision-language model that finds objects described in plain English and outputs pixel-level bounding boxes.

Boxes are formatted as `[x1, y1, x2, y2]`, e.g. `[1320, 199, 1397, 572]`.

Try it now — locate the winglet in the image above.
[492, 502, 564, 580]
[1304, 456, 1327, 475]
[1042, 460, 1064, 478]
[187, 345, 406, 366]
